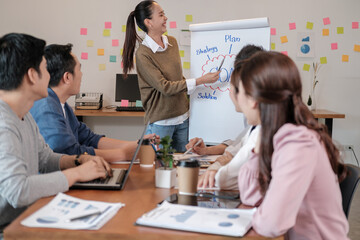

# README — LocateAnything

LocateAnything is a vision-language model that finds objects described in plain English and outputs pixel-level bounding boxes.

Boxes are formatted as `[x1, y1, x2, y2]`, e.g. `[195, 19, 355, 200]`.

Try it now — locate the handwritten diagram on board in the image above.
[189, 18, 270, 144]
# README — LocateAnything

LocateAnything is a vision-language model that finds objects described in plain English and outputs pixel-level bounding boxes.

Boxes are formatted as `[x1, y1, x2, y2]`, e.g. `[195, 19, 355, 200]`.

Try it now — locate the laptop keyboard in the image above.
[86, 169, 125, 185]
[116, 106, 144, 112]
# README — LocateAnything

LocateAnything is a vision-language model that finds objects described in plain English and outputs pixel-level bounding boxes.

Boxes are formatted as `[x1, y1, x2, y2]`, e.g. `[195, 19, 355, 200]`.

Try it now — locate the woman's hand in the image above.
[196, 71, 220, 85]
[198, 170, 217, 188]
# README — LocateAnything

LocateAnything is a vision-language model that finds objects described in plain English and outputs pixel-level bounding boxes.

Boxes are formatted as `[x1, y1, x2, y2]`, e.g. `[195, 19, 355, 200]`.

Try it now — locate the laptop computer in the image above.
[71, 122, 149, 190]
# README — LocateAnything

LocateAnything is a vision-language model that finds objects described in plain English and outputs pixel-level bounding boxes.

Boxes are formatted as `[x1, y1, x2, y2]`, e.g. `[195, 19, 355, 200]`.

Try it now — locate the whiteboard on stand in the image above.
[189, 18, 270, 145]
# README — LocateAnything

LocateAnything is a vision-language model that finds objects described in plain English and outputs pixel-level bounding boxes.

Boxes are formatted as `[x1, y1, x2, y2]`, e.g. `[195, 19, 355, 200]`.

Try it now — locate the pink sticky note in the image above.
[352, 22, 359, 29]
[331, 43, 338, 50]
[281, 51, 288, 56]
[80, 28, 87, 35]
[105, 22, 112, 29]
[112, 39, 119, 46]
[270, 28, 276, 35]
[81, 52, 88, 60]
[121, 99, 129, 107]
[121, 61, 124, 69]
[169, 21, 177, 29]
[323, 17, 330, 25]
[289, 22, 296, 30]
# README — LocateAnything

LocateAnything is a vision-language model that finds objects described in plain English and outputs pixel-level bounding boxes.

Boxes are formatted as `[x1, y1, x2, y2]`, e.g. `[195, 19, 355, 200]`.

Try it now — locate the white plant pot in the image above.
[155, 168, 176, 189]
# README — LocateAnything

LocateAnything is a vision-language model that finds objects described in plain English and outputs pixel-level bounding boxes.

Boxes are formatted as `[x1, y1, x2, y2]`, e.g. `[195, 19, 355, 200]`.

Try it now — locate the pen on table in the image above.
[183, 139, 202, 155]
[65, 211, 102, 222]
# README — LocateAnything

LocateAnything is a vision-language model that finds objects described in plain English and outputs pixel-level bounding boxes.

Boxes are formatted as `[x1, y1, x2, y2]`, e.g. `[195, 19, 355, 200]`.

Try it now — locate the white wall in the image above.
[0, 0, 359, 163]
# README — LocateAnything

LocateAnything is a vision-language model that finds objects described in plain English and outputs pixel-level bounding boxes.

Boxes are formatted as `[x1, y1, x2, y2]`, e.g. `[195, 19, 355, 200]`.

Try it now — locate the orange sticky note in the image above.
[99, 64, 106, 71]
[280, 36, 288, 43]
[322, 29, 329, 36]
[86, 40, 94, 47]
[306, 22, 314, 30]
[80, 28, 87, 35]
[169, 21, 177, 28]
[342, 55, 349, 62]
[103, 29, 110, 37]
[121, 99, 129, 107]
[81, 52, 88, 60]
[183, 62, 190, 69]
[105, 22, 112, 29]
[97, 49, 104, 56]
[179, 50, 184, 57]
[112, 39, 119, 46]
[185, 15, 193, 22]
[270, 28, 276, 35]
[271, 43, 275, 50]
[303, 64, 310, 71]
[354, 44, 360, 52]
[122, 25, 126, 32]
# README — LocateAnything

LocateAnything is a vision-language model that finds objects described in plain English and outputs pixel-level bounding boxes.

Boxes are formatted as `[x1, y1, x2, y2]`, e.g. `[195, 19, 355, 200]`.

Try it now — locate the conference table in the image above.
[4, 164, 283, 240]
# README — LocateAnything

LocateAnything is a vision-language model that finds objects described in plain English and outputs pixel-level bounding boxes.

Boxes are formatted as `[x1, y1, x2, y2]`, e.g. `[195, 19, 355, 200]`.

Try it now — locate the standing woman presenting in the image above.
[122, 0, 220, 152]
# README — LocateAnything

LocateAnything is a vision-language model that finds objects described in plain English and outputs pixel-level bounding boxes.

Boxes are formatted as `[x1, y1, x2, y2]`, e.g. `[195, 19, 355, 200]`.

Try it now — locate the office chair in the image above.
[340, 164, 360, 218]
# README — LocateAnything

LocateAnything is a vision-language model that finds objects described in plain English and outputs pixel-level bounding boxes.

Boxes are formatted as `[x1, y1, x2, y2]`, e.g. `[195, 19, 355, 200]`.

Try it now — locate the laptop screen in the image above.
[120, 121, 150, 189]
[115, 74, 141, 102]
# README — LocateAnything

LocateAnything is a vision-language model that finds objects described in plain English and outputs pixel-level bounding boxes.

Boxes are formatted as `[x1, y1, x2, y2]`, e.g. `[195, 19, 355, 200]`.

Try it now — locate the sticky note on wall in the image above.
[331, 43, 338, 50]
[323, 17, 330, 25]
[270, 28, 276, 35]
[97, 49, 104, 56]
[81, 52, 88, 60]
[322, 29, 329, 36]
[105, 22, 112, 29]
[122, 25, 126, 32]
[99, 64, 106, 71]
[185, 15, 193, 22]
[271, 43, 275, 50]
[87, 40, 94, 47]
[170, 21, 177, 28]
[112, 39, 119, 46]
[103, 29, 111, 36]
[306, 22, 314, 30]
[289, 22, 296, 30]
[303, 64, 310, 71]
[183, 62, 190, 69]
[320, 57, 327, 64]
[110, 55, 116, 62]
[280, 36, 288, 43]
[80, 28, 87, 35]
[352, 22, 359, 29]
[342, 55, 349, 62]
[354, 44, 360, 52]
[179, 50, 184, 57]
[337, 27, 344, 34]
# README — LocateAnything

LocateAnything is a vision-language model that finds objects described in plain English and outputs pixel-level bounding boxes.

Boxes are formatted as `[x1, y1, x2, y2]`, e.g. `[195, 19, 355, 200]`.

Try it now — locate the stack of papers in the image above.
[136, 201, 256, 237]
[21, 193, 124, 230]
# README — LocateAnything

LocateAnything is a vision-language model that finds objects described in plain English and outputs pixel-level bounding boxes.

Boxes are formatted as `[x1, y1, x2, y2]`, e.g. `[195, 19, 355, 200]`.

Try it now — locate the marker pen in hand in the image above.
[183, 139, 203, 155]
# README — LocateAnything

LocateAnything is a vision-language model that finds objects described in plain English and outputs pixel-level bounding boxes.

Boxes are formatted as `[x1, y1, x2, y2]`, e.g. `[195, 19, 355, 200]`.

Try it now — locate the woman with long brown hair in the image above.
[233, 51, 349, 239]
[122, 1, 219, 152]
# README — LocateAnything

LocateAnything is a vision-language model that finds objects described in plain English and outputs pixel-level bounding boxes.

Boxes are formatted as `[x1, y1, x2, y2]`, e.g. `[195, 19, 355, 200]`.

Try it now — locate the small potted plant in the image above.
[155, 136, 176, 188]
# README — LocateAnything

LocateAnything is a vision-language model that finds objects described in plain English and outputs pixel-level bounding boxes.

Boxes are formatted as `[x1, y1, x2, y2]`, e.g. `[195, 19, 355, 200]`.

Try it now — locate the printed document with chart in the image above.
[136, 201, 256, 237]
[21, 193, 124, 230]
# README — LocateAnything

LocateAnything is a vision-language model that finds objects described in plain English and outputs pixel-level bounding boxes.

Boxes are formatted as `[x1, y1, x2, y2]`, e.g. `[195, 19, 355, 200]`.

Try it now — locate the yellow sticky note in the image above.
[306, 22, 314, 30]
[103, 29, 110, 37]
[179, 50, 185, 57]
[183, 62, 190, 69]
[320, 57, 327, 64]
[86, 40, 94, 47]
[185, 15, 193, 22]
[303, 64, 310, 71]
[342, 55, 349, 62]
[97, 49, 104, 56]
[337, 27, 344, 34]
[280, 36, 288, 44]
[122, 25, 126, 32]
[322, 29, 329, 36]
[99, 64, 106, 71]
[354, 44, 360, 52]
[120, 48, 123, 56]
[271, 43, 275, 50]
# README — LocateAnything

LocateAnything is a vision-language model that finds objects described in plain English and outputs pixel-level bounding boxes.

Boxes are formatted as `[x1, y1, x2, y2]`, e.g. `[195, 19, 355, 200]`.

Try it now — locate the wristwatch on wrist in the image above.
[74, 154, 81, 166]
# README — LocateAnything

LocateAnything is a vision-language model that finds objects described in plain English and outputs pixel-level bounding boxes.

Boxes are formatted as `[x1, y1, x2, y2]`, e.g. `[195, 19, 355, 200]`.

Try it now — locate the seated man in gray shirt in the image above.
[0, 33, 112, 233]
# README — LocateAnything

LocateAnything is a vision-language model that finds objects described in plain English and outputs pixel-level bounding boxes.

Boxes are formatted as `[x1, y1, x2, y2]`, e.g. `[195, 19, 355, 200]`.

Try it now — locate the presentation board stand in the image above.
[189, 17, 270, 145]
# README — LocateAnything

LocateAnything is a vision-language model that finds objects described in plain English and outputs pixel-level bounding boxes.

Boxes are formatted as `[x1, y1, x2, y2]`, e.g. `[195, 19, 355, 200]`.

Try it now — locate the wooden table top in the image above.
[4, 165, 282, 240]
[73, 108, 345, 120]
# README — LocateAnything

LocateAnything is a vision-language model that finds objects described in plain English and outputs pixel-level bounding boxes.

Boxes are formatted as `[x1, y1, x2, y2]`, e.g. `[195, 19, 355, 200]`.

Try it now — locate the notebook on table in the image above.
[71, 121, 149, 190]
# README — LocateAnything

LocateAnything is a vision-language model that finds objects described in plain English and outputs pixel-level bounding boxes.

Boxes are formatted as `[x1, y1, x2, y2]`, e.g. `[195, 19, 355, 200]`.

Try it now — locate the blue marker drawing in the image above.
[229, 44, 232, 54]
[302, 36, 310, 42]
[207, 54, 210, 60]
